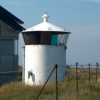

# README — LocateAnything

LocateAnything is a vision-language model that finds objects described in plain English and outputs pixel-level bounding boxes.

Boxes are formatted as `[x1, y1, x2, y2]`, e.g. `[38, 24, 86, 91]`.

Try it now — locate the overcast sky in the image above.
[1, 0, 100, 65]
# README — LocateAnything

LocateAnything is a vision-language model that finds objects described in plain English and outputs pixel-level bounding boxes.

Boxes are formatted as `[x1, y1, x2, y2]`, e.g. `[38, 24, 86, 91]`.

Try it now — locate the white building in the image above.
[0, 6, 24, 86]
[22, 12, 70, 85]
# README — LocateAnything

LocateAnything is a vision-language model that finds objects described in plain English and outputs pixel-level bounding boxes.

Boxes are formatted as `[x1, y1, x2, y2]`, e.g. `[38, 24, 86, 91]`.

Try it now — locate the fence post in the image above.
[96, 62, 98, 82]
[55, 64, 58, 100]
[88, 63, 91, 85]
[36, 64, 57, 100]
[76, 62, 78, 100]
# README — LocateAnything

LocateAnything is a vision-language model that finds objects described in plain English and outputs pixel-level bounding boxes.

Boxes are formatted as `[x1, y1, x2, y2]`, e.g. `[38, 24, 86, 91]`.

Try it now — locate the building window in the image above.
[14, 40, 18, 55]
[0, 39, 13, 55]
[0, 25, 1, 35]
[0, 56, 1, 66]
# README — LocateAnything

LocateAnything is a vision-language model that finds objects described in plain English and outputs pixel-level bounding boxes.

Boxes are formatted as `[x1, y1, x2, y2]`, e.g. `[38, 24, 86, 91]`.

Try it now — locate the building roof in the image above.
[23, 12, 70, 34]
[0, 6, 25, 31]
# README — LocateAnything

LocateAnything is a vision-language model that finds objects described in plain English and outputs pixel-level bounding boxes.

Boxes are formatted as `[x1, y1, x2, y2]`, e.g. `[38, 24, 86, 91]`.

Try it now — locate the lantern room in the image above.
[22, 12, 70, 46]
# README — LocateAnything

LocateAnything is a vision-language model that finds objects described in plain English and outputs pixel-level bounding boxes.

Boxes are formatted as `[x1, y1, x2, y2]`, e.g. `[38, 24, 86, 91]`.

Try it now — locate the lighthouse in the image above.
[22, 12, 70, 85]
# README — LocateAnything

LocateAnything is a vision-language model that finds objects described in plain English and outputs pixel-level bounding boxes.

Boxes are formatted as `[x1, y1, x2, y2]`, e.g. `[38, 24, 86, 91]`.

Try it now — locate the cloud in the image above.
[59, 0, 100, 2]
[1, 1, 35, 6]
[85, 0, 100, 2]
[67, 25, 100, 64]
[91, 0, 100, 2]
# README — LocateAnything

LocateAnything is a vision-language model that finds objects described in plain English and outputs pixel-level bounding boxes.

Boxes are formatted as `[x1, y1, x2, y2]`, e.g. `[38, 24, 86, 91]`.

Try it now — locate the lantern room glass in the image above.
[51, 34, 58, 45]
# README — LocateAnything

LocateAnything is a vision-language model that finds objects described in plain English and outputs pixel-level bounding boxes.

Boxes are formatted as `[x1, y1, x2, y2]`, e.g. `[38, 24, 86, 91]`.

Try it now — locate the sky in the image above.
[0, 0, 100, 66]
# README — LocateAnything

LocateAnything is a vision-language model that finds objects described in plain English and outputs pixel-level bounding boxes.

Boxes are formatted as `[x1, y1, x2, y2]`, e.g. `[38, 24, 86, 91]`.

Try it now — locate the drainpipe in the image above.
[22, 46, 25, 83]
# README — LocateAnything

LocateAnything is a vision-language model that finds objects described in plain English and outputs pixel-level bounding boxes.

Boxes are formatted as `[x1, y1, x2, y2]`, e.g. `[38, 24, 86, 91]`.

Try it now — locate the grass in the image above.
[0, 67, 100, 100]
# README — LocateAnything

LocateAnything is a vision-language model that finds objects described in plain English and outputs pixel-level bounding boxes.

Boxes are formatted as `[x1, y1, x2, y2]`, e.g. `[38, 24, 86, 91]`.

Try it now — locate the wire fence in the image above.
[0, 62, 100, 100]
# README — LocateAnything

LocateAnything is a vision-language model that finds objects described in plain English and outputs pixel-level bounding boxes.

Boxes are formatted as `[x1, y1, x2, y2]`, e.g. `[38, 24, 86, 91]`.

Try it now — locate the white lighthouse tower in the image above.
[22, 12, 70, 85]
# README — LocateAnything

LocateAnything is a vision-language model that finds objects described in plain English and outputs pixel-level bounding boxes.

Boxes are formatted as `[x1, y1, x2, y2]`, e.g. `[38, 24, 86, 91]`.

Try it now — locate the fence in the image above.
[68, 62, 100, 100]
[0, 62, 100, 100]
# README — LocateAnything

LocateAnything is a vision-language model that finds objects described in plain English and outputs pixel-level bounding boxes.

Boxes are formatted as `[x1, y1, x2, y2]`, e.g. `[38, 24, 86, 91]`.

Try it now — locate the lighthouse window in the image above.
[41, 32, 51, 44]
[51, 34, 58, 45]
[22, 32, 41, 45]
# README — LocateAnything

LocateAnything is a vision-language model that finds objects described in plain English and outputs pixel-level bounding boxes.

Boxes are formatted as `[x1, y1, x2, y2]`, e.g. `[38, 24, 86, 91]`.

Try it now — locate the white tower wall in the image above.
[24, 45, 66, 85]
